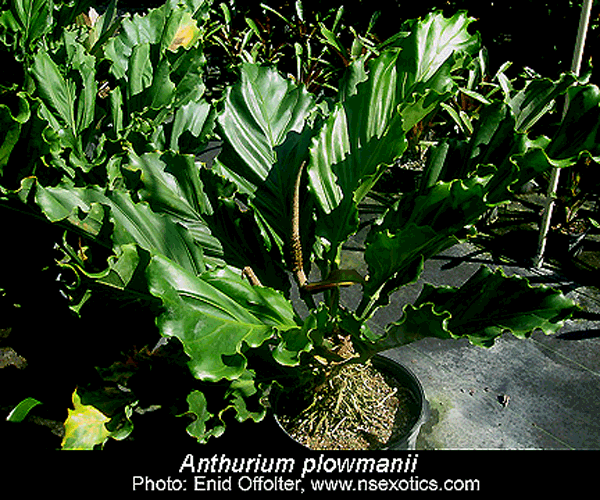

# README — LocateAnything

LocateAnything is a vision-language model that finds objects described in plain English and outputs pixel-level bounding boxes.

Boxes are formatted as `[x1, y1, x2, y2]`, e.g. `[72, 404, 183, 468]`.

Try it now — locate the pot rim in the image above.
[371, 354, 429, 442]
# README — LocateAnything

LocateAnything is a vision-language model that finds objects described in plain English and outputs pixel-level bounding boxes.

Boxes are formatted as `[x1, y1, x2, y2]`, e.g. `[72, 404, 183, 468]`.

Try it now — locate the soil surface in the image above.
[276, 361, 416, 450]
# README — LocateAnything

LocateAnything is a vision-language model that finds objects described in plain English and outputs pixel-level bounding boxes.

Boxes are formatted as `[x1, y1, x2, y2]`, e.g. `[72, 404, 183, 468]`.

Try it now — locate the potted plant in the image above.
[188, 11, 597, 449]
[2, 1, 599, 450]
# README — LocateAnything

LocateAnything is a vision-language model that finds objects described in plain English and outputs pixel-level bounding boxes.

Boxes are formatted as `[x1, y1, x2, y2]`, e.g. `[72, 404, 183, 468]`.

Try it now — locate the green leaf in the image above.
[508, 72, 577, 133]
[223, 369, 267, 423]
[182, 370, 266, 444]
[182, 390, 225, 443]
[128, 42, 153, 97]
[32, 50, 78, 138]
[20, 177, 207, 277]
[456, 101, 521, 180]
[308, 49, 407, 216]
[146, 254, 298, 382]
[319, 23, 346, 60]
[308, 11, 479, 263]
[127, 151, 210, 219]
[272, 305, 335, 366]
[414, 266, 579, 347]
[394, 10, 480, 131]
[272, 325, 313, 366]
[359, 74, 597, 321]
[6, 397, 43, 422]
[419, 139, 449, 192]
[360, 175, 493, 317]
[374, 302, 452, 353]
[30, 34, 98, 168]
[123, 151, 223, 264]
[366, 266, 578, 354]
[105, 8, 165, 81]
[77, 244, 141, 291]
[1, 0, 53, 52]
[307, 52, 407, 262]
[167, 99, 214, 153]
[104, 3, 206, 118]
[547, 84, 600, 161]
[364, 224, 454, 302]
[0, 90, 30, 172]
[214, 64, 318, 256]
[425, 100, 553, 202]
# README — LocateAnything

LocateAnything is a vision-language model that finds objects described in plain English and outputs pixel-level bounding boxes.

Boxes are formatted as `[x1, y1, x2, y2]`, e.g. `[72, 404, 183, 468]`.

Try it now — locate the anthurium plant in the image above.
[1, 0, 599, 449]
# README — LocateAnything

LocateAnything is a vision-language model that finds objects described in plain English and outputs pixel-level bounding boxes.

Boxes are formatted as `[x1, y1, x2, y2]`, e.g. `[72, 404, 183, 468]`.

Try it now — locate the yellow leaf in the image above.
[61, 389, 111, 450]
[168, 13, 200, 52]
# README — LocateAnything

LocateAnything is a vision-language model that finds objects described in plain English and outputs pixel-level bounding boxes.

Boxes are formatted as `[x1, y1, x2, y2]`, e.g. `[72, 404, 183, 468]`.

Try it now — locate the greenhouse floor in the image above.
[361, 241, 600, 450]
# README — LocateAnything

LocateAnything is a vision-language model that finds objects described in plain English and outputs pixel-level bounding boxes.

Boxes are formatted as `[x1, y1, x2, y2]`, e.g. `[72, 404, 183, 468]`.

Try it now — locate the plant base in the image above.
[274, 356, 428, 450]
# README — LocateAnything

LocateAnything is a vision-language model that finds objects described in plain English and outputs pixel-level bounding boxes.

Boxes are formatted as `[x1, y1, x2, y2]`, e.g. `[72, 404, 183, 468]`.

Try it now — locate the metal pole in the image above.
[533, 0, 594, 268]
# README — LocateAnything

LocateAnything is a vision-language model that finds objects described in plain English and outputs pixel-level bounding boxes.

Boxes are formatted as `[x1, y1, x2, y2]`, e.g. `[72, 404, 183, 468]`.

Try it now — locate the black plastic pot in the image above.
[273, 355, 429, 451]
[549, 225, 590, 258]
[371, 355, 429, 450]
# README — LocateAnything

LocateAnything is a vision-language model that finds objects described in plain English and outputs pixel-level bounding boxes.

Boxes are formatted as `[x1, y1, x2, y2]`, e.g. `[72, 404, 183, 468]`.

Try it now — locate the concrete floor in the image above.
[362, 242, 600, 449]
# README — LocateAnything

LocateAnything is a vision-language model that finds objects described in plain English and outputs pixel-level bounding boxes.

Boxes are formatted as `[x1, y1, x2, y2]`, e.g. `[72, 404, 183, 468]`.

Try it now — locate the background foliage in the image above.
[213, 0, 600, 80]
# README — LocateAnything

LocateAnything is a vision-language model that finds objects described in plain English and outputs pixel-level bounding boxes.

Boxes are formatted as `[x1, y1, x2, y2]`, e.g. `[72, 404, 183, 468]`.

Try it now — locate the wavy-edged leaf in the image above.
[105, 3, 206, 116]
[448, 79, 594, 191]
[0, 0, 53, 52]
[0, 90, 30, 171]
[75, 243, 141, 291]
[370, 302, 452, 355]
[126, 151, 210, 219]
[360, 174, 493, 317]
[122, 151, 224, 265]
[308, 49, 407, 216]
[307, 53, 407, 262]
[361, 75, 597, 321]
[272, 325, 313, 367]
[146, 254, 298, 381]
[166, 99, 214, 153]
[19, 177, 207, 277]
[363, 224, 456, 309]
[199, 167, 292, 290]
[182, 370, 266, 443]
[105, 7, 167, 80]
[223, 369, 267, 423]
[123, 150, 289, 287]
[508, 72, 577, 133]
[308, 11, 479, 262]
[418, 99, 576, 209]
[395, 10, 480, 129]
[415, 266, 579, 347]
[181, 390, 225, 443]
[366, 266, 578, 354]
[31, 40, 97, 160]
[214, 63, 318, 256]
